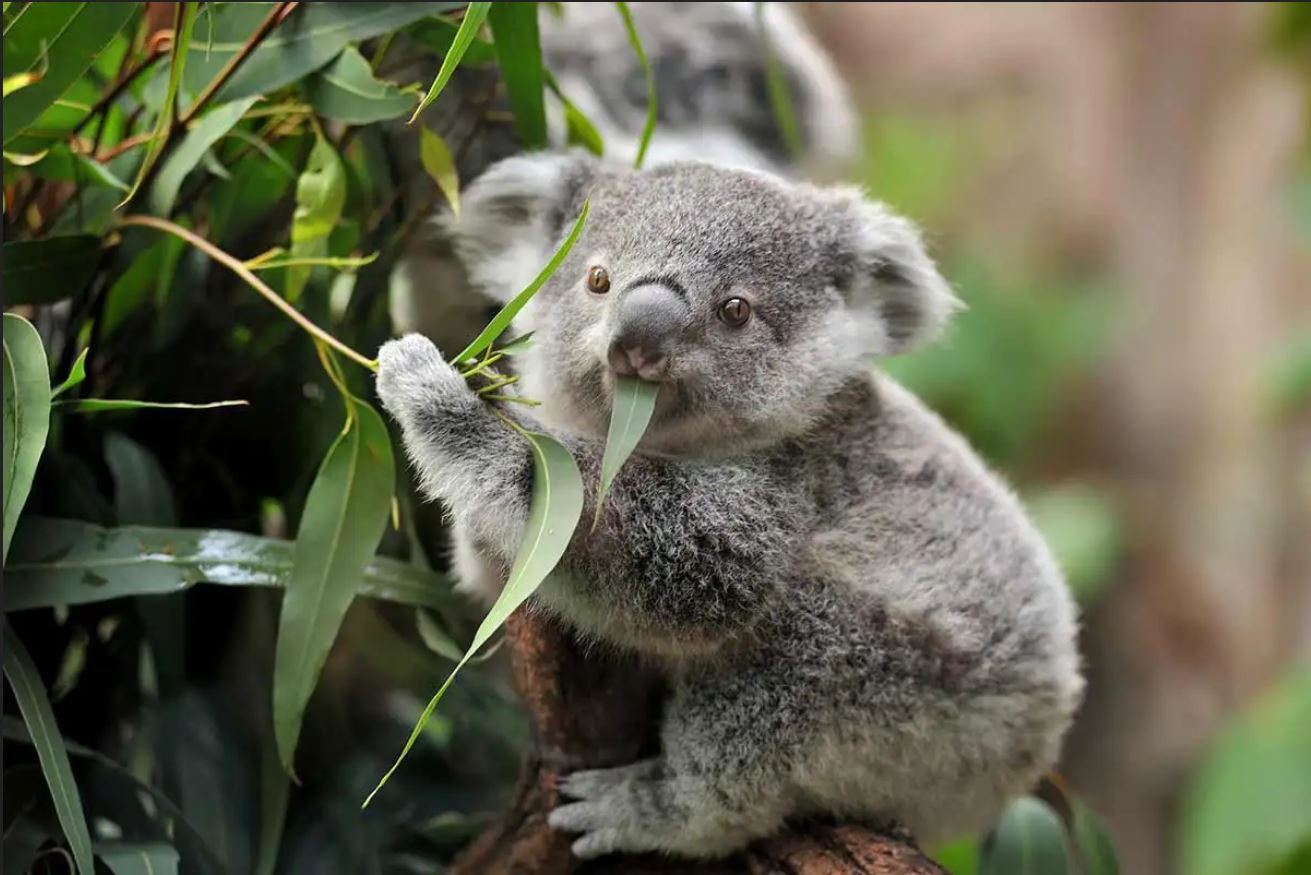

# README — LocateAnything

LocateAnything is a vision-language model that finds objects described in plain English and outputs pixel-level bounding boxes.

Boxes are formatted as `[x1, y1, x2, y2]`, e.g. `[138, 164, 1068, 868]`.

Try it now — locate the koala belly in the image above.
[657, 580, 1066, 850]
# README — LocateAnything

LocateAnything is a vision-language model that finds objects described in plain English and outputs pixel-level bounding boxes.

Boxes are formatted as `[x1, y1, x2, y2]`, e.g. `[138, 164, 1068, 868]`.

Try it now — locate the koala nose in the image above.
[608, 283, 685, 382]
[608, 337, 667, 381]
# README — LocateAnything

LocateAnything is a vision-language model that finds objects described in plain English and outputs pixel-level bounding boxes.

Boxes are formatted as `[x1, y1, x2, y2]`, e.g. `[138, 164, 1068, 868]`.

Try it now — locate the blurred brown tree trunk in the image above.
[449, 612, 947, 875]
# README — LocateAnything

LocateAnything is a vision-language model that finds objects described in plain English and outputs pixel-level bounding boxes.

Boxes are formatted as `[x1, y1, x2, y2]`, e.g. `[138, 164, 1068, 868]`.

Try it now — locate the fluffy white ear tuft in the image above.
[437, 150, 598, 303]
[827, 188, 961, 356]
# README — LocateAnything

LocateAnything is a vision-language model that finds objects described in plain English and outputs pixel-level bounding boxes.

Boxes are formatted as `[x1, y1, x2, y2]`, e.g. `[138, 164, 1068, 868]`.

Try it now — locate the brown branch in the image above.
[450, 613, 947, 875]
[179, 1, 299, 127]
[73, 48, 167, 138]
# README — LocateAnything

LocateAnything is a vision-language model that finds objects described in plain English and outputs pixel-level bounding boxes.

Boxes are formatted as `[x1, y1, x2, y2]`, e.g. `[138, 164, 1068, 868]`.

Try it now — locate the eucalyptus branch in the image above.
[118, 215, 379, 372]
[72, 47, 166, 138]
[179, 1, 299, 127]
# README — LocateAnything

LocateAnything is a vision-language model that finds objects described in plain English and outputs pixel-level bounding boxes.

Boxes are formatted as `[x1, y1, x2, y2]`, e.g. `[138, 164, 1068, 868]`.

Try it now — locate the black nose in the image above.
[607, 283, 685, 381]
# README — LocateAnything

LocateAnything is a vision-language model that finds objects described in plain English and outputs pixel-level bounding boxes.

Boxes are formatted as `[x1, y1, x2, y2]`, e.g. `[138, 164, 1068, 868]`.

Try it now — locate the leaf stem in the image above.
[118, 215, 379, 372]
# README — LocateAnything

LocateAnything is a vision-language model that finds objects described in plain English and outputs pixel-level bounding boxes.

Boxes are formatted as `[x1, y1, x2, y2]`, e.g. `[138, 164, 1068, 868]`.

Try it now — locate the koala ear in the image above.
[438, 150, 598, 303]
[825, 189, 961, 356]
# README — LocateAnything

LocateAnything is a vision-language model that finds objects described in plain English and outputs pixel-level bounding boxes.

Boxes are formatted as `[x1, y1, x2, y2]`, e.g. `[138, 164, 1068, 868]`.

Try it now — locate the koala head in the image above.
[439, 151, 958, 452]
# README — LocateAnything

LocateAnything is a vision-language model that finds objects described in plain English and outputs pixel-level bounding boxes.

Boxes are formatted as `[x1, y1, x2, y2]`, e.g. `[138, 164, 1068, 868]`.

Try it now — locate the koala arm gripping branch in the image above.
[376, 334, 802, 644]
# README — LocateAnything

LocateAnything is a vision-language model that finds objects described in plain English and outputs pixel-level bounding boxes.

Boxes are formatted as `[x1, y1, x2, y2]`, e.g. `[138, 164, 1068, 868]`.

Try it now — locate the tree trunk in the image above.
[449, 612, 947, 875]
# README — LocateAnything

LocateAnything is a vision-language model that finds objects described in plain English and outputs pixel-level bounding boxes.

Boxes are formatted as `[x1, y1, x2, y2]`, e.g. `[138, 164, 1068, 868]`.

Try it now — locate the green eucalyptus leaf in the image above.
[980, 796, 1069, 875]
[1, 621, 95, 875]
[409, 16, 496, 65]
[409, 2, 492, 125]
[120, 2, 197, 210]
[419, 125, 460, 217]
[3, 313, 52, 563]
[614, 2, 656, 169]
[27, 143, 130, 192]
[286, 132, 347, 303]
[2, 236, 101, 305]
[51, 349, 89, 399]
[149, 96, 260, 217]
[97, 843, 180, 875]
[455, 200, 589, 364]
[273, 398, 395, 774]
[365, 429, 583, 806]
[488, 1, 547, 149]
[2, 1, 137, 143]
[495, 332, 535, 356]
[1073, 801, 1119, 875]
[104, 432, 178, 526]
[545, 72, 604, 157]
[594, 375, 658, 527]
[5, 517, 451, 612]
[1179, 670, 1311, 875]
[415, 609, 465, 662]
[305, 45, 417, 125]
[186, 3, 461, 102]
[2, 717, 226, 875]
[55, 398, 248, 413]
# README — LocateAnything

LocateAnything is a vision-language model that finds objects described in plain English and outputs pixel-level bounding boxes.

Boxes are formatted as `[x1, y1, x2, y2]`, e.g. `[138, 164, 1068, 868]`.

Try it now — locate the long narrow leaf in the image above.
[545, 71, 604, 157]
[5, 517, 453, 612]
[3, 313, 52, 562]
[285, 131, 348, 302]
[2, 718, 227, 875]
[593, 376, 659, 528]
[454, 200, 589, 364]
[614, 2, 656, 169]
[51, 348, 89, 399]
[2, 236, 101, 306]
[419, 126, 460, 217]
[150, 97, 260, 217]
[2, 621, 96, 875]
[184, 3, 459, 102]
[97, 844, 180, 875]
[273, 397, 395, 774]
[119, 2, 198, 210]
[305, 44, 418, 125]
[365, 429, 584, 806]
[2, 2, 137, 143]
[55, 398, 248, 413]
[487, 2, 547, 149]
[408, 2, 491, 125]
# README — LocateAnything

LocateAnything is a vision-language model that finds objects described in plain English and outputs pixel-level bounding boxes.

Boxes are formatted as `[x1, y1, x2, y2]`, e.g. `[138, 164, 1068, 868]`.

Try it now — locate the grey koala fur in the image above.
[375, 151, 1086, 861]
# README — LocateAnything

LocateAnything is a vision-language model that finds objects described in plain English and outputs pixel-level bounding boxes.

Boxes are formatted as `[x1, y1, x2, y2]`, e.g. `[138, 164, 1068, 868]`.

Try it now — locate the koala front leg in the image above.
[375, 334, 534, 553]
[549, 675, 795, 860]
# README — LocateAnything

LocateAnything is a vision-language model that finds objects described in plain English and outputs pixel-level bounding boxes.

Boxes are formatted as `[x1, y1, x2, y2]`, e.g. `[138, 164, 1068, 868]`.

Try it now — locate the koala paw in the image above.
[375, 333, 470, 424]
[549, 760, 668, 860]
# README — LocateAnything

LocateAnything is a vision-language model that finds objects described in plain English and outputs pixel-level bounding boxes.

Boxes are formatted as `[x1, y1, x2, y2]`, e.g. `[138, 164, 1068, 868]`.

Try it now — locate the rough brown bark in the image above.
[449, 612, 947, 875]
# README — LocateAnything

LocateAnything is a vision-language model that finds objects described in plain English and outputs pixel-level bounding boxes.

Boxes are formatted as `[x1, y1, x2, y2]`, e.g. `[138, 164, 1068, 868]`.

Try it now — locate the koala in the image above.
[388, 0, 860, 354]
[374, 151, 1086, 861]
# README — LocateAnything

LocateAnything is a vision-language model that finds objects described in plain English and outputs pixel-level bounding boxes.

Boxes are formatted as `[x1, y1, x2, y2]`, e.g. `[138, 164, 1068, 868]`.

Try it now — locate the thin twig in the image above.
[74, 48, 167, 137]
[97, 131, 155, 162]
[118, 214, 379, 372]
[178, 1, 298, 127]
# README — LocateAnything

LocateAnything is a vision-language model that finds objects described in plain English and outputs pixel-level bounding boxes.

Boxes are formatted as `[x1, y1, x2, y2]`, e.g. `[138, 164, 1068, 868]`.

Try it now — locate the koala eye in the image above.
[586, 265, 611, 295]
[718, 297, 751, 328]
